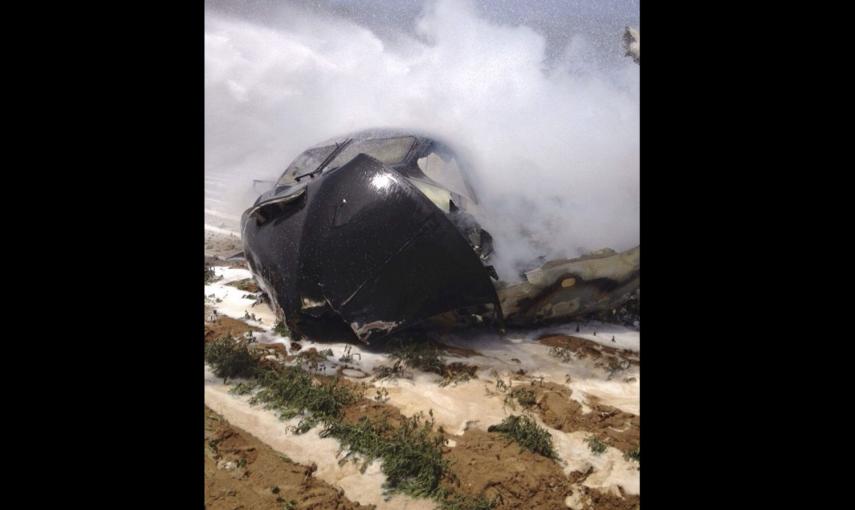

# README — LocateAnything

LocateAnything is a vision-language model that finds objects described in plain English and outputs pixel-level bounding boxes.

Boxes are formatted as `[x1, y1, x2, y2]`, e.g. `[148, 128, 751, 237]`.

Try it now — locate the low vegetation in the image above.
[204, 335, 259, 383]
[323, 412, 448, 497]
[209, 348, 457, 500]
[487, 415, 558, 459]
[233, 364, 360, 434]
[548, 345, 574, 363]
[373, 360, 406, 380]
[375, 336, 475, 386]
[585, 435, 607, 456]
[292, 347, 333, 372]
[204, 265, 220, 284]
[273, 320, 290, 337]
[624, 447, 640, 463]
[509, 387, 537, 408]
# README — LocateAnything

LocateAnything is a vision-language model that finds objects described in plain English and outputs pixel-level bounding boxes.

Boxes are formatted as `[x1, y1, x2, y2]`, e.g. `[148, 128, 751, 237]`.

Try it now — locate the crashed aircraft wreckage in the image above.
[239, 30, 640, 343]
[241, 129, 639, 343]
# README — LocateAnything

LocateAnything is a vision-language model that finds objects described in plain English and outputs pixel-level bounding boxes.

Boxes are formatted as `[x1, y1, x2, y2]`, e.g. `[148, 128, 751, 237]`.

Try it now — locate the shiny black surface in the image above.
[241, 152, 499, 342]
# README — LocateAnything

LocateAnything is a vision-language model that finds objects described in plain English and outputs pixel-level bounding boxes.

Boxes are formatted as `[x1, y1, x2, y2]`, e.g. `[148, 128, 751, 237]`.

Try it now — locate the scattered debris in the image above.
[586, 289, 640, 328]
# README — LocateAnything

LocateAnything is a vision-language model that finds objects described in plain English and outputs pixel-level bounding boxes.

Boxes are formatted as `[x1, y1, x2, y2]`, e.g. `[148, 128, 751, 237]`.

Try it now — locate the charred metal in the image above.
[242, 130, 502, 343]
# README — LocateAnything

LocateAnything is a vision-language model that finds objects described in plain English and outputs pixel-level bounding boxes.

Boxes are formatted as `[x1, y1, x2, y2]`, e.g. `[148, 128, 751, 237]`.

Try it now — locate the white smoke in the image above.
[205, 0, 639, 281]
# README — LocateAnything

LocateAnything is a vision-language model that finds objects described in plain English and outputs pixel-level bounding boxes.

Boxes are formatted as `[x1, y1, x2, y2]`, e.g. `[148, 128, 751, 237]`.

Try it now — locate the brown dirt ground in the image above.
[205, 255, 248, 269]
[510, 381, 639, 454]
[205, 406, 374, 510]
[570, 485, 640, 510]
[205, 316, 263, 343]
[436, 342, 483, 358]
[206, 334, 638, 509]
[258, 342, 289, 356]
[566, 469, 640, 510]
[341, 399, 406, 431]
[336, 399, 589, 510]
[444, 362, 478, 379]
[208, 363, 638, 509]
[443, 428, 574, 509]
[538, 334, 640, 369]
[227, 278, 261, 293]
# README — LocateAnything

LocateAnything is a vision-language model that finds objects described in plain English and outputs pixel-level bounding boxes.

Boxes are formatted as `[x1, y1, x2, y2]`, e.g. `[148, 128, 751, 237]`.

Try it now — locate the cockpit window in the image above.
[277, 136, 417, 187]
[416, 145, 477, 203]
[324, 136, 416, 173]
[277, 145, 336, 186]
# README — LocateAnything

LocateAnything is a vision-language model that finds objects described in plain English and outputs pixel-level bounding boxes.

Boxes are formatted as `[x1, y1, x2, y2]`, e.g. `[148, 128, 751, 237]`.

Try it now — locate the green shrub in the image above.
[274, 320, 290, 337]
[585, 435, 607, 456]
[389, 337, 477, 386]
[624, 447, 640, 463]
[205, 336, 259, 383]
[548, 346, 574, 362]
[510, 387, 537, 407]
[390, 339, 446, 375]
[323, 412, 447, 497]
[210, 343, 482, 504]
[487, 415, 557, 459]
[374, 360, 406, 381]
[204, 265, 219, 284]
[248, 366, 361, 423]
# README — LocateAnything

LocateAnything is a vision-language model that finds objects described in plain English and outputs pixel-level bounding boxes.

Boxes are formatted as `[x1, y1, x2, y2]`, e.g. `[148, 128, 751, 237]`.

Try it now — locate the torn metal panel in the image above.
[350, 320, 400, 339]
[498, 246, 639, 326]
[296, 154, 501, 342]
[241, 137, 501, 343]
